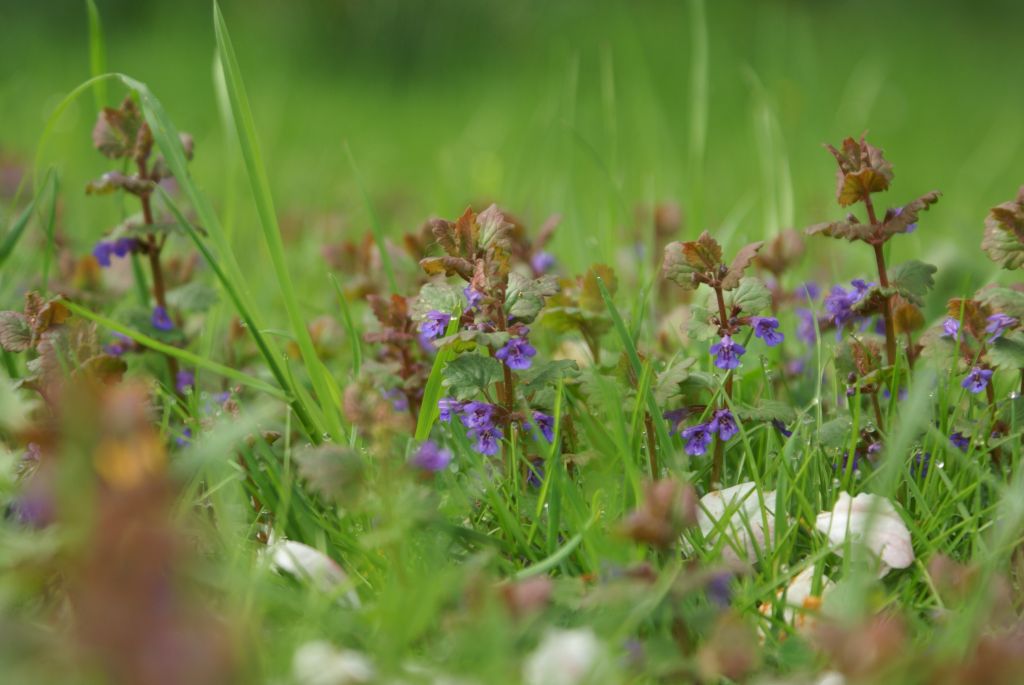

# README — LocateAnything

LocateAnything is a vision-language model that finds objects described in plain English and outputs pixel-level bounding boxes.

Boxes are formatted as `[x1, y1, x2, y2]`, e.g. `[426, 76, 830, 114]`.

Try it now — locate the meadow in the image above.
[2, 1, 1024, 683]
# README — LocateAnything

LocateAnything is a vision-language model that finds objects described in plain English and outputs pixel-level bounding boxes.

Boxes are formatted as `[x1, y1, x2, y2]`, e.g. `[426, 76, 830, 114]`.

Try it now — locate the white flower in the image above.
[292, 641, 374, 685]
[816, 671, 846, 685]
[696, 482, 777, 563]
[523, 628, 602, 685]
[265, 539, 360, 606]
[814, 492, 914, 577]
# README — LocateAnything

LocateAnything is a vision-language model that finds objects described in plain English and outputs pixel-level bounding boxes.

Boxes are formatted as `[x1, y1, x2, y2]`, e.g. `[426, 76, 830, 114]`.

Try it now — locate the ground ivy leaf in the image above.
[413, 281, 462, 320]
[721, 241, 764, 291]
[0, 311, 32, 352]
[442, 353, 504, 399]
[826, 135, 893, 206]
[654, 357, 697, 404]
[818, 415, 854, 449]
[982, 188, 1024, 269]
[684, 303, 718, 341]
[734, 400, 796, 424]
[166, 282, 220, 312]
[435, 329, 510, 351]
[988, 331, 1024, 370]
[519, 359, 579, 394]
[506, 272, 558, 323]
[977, 285, 1024, 319]
[889, 260, 937, 306]
[806, 216, 874, 242]
[724, 277, 772, 316]
[682, 231, 723, 271]
[662, 242, 701, 290]
[880, 191, 941, 236]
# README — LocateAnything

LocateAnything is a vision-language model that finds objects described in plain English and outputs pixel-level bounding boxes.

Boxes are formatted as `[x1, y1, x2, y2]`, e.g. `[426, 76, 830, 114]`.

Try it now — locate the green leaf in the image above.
[435, 329, 510, 351]
[981, 187, 1024, 270]
[889, 260, 937, 306]
[684, 303, 718, 341]
[662, 242, 700, 291]
[506, 272, 559, 323]
[724, 277, 771, 315]
[988, 331, 1024, 370]
[654, 358, 697, 404]
[519, 359, 580, 395]
[413, 281, 462, 320]
[734, 400, 796, 423]
[442, 354, 504, 400]
[819, 415, 853, 449]
[977, 286, 1024, 320]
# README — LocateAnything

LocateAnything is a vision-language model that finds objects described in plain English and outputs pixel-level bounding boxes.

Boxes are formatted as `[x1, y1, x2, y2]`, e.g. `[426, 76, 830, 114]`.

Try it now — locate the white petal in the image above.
[759, 565, 834, 634]
[293, 641, 375, 685]
[815, 492, 914, 577]
[266, 539, 361, 605]
[696, 482, 777, 563]
[523, 628, 602, 685]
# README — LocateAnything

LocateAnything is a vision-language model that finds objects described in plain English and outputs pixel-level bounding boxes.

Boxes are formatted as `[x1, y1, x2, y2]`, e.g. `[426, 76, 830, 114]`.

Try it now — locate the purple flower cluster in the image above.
[175, 370, 195, 394]
[949, 432, 970, 451]
[439, 398, 505, 456]
[709, 336, 745, 370]
[92, 237, 139, 268]
[532, 411, 554, 442]
[986, 313, 1018, 342]
[464, 286, 483, 311]
[942, 317, 960, 340]
[824, 279, 873, 328]
[962, 367, 992, 395]
[410, 440, 453, 472]
[496, 335, 536, 370]
[419, 310, 451, 347]
[680, 409, 738, 456]
[751, 317, 784, 347]
[151, 305, 174, 331]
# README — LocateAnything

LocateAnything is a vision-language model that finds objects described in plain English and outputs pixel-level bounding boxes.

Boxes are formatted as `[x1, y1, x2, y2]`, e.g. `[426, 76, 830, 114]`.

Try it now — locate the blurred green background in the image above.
[2, 0, 1023, 299]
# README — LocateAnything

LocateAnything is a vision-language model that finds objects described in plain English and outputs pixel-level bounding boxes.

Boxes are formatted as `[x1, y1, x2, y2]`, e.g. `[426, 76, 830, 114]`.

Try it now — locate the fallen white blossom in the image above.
[696, 482, 777, 563]
[759, 565, 834, 637]
[523, 628, 603, 685]
[265, 538, 361, 606]
[814, 491, 914, 577]
[292, 641, 375, 685]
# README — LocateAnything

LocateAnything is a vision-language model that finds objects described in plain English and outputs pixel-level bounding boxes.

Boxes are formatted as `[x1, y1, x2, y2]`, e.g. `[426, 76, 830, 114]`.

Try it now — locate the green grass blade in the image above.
[414, 312, 462, 441]
[62, 300, 289, 401]
[213, 2, 344, 443]
[0, 169, 54, 271]
[328, 273, 363, 379]
[85, 0, 108, 110]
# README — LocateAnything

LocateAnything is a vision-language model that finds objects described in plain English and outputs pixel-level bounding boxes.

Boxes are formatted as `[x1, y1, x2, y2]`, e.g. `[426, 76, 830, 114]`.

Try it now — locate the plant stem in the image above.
[864, 195, 897, 368]
[137, 158, 180, 388]
[711, 284, 732, 485]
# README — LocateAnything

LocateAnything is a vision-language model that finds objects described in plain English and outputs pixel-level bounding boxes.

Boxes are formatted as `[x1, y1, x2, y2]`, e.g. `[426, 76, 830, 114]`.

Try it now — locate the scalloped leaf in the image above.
[506, 272, 558, 323]
[880, 192, 941, 236]
[721, 241, 764, 291]
[724, 278, 772, 316]
[988, 331, 1024, 371]
[662, 242, 700, 290]
[442, 353, 504, 400]
[889, 260, 937, 306]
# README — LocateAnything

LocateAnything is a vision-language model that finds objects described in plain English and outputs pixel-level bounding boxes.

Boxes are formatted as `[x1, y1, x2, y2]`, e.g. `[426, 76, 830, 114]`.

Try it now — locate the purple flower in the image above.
[420, 310, 451, 341]
[464, 286, 483, 310]
[796, 309, 817, 344]
[709, 409, 738, 441]
[797, 282, 821, 302]
[533, 411, 554, 442]
[962, 367, 993, 395]
[175, 370, 195, 394]
[531, 251, 556, 274]
[986, 313, 1018, 342]
[496, 336, 537, 371]
[410, 441, 453, 472]
[751, 317, 784, 347]
[439, 397, 462, 422]
[681, 423, 714, 456]
[771, 418, 793, 438]
[911, 452, 931, 477]
[383, 388, 408, 411]
[526, 458, 545, 488]
[176, 427, 193, 448]
[472, 425, 503, 456]
[943, 317, 960, 340]
[92, 241, 114, 267]
[824, 279, 873, 328]
[112, 237, 138, 257]
[950, 432, 970, 451]
[706, 572, 733, 609]
[663, 407, 689, 435]
[709, 336, 745, 370]
[103, 332, 132, 356]
[460, 401, 496, 431]
[151, 306, 174, 331]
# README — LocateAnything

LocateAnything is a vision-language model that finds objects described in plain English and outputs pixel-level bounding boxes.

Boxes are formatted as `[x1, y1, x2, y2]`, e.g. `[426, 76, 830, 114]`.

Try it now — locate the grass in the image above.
[2, 1, 1024, 684]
